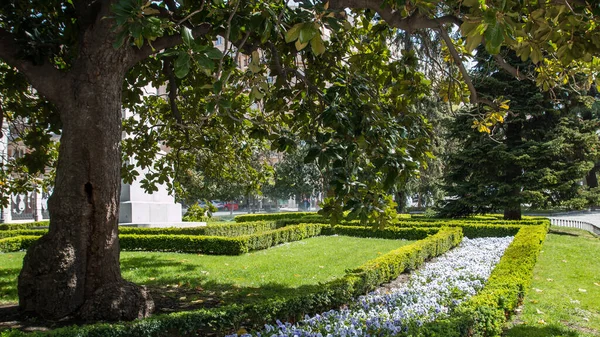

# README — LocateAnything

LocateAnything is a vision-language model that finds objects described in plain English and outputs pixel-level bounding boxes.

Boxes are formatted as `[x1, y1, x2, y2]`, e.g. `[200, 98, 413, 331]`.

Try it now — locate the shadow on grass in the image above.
[0, 267, 20, 304]
[119, 255, 325, 314]
[504, 324, 582, 337]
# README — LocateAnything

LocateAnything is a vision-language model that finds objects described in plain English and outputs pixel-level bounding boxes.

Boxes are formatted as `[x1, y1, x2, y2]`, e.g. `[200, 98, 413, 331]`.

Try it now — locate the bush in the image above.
[118, 221, 278, 237]
[120, 234, 248, 255]
[182, 204, 211, 222]
[243, 224, 324, 251]
[0, 221, 49, 231]
[322, 225, 440, 240]
[0, 229, 48, 239]
[0, 236, 41, 252]
[234, 212, 317, 223]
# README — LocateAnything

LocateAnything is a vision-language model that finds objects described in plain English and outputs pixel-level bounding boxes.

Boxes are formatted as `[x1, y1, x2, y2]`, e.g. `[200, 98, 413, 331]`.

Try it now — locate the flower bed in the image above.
[228, 236, 513, 337]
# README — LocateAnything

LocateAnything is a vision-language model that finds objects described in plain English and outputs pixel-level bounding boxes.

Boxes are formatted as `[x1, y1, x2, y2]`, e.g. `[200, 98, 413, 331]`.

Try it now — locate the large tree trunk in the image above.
[17, 19, 153, 321]
[586, 163, 599, 188]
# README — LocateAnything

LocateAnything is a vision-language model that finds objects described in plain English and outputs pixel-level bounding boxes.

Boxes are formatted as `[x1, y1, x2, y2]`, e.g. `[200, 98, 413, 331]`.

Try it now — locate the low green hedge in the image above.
[121, 224, 326, 255]
[243, 224, 324, 251]
[418, 224, 548, 336]
[322, 225, 440, 240]
[0, 236, 40, 252]
[120, 234, 248, 255]
[234, 212, 317, 223]
[0, 229, 48, 239]
[0, 221, 49, 231]
[0, 224, 326, 255]
[0, 227, 463, 337]
[119, 221, 278, 237]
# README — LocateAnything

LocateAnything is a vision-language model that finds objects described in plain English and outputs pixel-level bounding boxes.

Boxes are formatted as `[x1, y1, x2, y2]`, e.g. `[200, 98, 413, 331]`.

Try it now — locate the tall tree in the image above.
[440, 50, 600, 219]
[1, 0, 599, 321]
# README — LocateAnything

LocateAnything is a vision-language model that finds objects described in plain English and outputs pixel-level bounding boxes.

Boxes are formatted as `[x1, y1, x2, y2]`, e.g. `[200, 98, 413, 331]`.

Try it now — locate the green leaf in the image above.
[285, 23, 302, 43]
[484, 22, 504, 53]
[205, 47, 222, 60]
[310, 34, 326, 55]
[295, 39, 308, 51]
[174, 53, 191, 78]
[182, 26, 194, 47]
[299, 25, 317, 44]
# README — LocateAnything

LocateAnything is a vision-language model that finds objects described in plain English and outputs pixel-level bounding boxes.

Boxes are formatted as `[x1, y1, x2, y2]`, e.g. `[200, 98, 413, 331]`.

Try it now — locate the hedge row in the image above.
[0, 221, 49, 231]
[418, 224, 548, 336]
[0, 236, 40, 252]
[0, 229, 48, 239]
[0, 227, 463, 337]
[1, 224, 326, 255]
[119, 221, 279, 237]
[234, 212, 317, 222]
[121, 224, 326, 255]
[322, 225, 440, 240]
[0, 221, 280, 241]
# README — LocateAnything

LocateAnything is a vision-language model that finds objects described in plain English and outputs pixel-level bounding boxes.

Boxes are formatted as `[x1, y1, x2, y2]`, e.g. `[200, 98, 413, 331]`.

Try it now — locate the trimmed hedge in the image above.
[322, 225, 440, 240]
[418, 224, 548, 336]
[234, 212, 317, 222]
[0, 227, 463, 337]
[0, 236, 40, 252]
[0, 229, 48, 239]
[121, 224, 326, 255]
[0, 221, 49, 231]
[119, 221, 278, 237]
[120, 234, 248, 255]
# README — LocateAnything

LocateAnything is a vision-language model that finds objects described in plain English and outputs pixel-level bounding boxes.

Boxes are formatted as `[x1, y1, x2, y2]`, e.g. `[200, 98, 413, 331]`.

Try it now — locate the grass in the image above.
[504, 226, 600, 337]
[0, 235, 412, 312]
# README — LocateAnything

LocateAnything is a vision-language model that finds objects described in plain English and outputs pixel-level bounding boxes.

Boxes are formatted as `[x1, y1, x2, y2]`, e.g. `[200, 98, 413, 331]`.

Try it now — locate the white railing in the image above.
[549, 218, 600, 235]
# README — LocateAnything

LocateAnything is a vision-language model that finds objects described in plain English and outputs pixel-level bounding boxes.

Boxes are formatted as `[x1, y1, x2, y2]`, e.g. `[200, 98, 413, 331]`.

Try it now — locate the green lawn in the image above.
[505, 227, 600, 337]
[0, 235, 412, 312]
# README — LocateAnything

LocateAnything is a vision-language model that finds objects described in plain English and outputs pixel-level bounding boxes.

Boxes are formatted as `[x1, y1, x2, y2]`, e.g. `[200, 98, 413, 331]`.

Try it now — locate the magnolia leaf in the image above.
[285, 23, 302, 43]
[299, 25, 317, 44]
[484, 21, 504, 53]
[295, 39, 308, 51]
[310, 34, 326, 55]
[465, 34, 483, 53]
[174, 53, 191, 78]
[205, 47, 222, 60]
[182, 26, 194, 47]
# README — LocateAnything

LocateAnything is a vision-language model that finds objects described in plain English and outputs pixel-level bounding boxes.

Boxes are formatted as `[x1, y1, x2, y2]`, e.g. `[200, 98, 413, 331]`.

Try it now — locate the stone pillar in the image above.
[0, 121, 10, 223]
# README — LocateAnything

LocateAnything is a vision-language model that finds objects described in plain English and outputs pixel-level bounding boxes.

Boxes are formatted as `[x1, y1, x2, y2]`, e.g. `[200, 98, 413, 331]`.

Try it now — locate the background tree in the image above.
[440, 50, 600, 219]
[262, 146, 323, 208]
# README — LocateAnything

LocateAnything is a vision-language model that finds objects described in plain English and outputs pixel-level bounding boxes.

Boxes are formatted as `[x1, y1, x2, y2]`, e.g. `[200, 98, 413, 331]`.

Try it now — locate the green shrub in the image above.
[243, 224, 325, 251]
[234, 212, 317, 223]
[118, 221, 278, 237]
[0, 229, 48, 239]
[322, 225, 440, 240]
[0, 221, 49, 231]
[181, 204, 211, 222]
[0, 235, 41, 252]
[120, 234, 248, 255]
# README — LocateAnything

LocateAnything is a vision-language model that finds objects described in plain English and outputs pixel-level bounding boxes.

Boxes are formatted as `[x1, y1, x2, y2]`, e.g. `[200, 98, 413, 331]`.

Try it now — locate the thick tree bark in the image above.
[503, 206, 522, 220]
[586, 163, 599, 188]
[17, 12, 153, 321]
[396, 191, 406, 213]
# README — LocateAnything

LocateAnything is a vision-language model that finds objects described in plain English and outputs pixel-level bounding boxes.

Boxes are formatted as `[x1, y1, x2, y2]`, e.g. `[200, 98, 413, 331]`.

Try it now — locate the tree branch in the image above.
[328, 0, 461, 32]
[130, 23, 212, 66]
[493, 54, 525, 80]
[0, 27, 69, 104]
[438, 27, 497, 107]
[162, 57, 183, 124]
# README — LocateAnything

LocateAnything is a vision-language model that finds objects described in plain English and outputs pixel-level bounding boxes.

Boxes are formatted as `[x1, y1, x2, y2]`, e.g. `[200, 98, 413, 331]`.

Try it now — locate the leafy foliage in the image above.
[440, 50, 600, 219]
